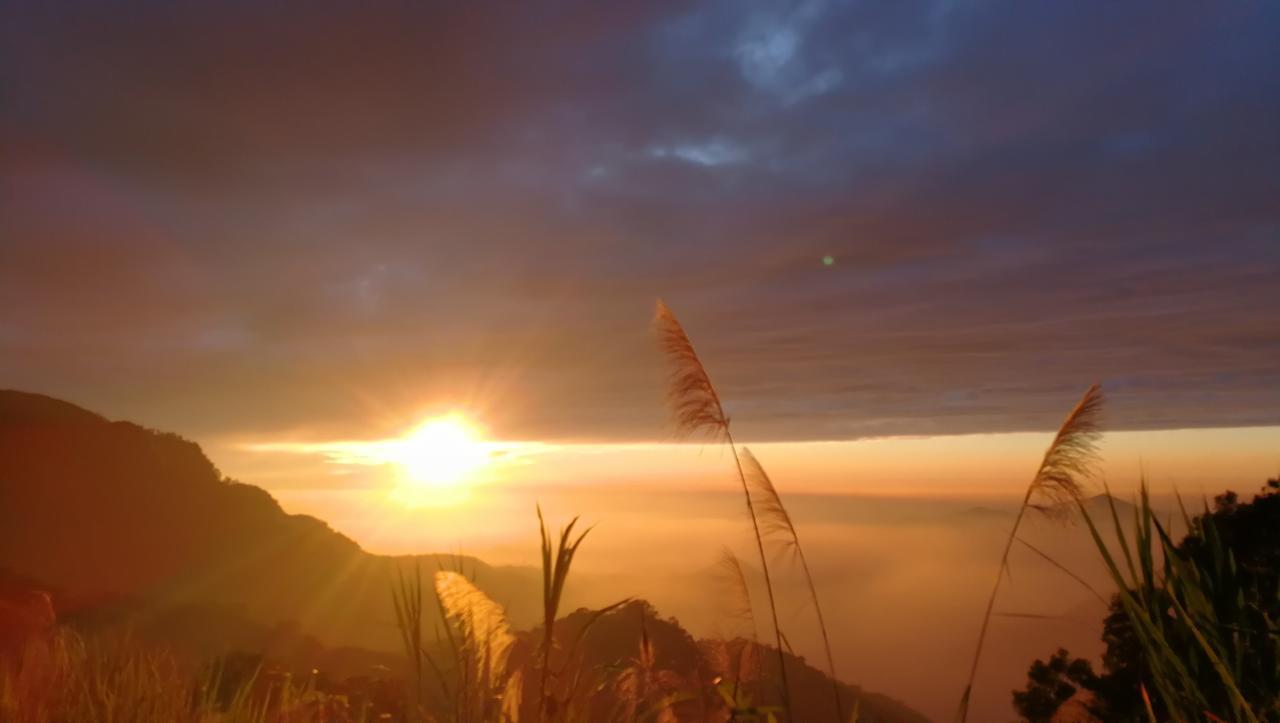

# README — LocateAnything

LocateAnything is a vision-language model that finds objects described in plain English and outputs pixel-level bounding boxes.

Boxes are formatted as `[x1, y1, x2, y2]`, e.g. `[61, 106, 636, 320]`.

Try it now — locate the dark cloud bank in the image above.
[2, 1, 1277, 441]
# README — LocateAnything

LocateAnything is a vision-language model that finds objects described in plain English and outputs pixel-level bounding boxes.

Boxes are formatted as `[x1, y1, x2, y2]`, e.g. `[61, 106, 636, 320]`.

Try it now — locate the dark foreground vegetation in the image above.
[1, 305, 1277, 721]
[1015, 478, 1280, 722]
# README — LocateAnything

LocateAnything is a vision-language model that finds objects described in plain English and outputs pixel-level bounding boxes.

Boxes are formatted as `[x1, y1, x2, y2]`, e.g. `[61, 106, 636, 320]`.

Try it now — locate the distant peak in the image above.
[1081, 492, 1136, 507]
[0, 390, 107, 427]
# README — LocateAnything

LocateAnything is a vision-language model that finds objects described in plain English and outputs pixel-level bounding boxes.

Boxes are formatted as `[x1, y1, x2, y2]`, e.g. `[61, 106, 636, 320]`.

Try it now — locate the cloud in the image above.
[648, 138, 749, 167]
[1, 0, 1277, 441]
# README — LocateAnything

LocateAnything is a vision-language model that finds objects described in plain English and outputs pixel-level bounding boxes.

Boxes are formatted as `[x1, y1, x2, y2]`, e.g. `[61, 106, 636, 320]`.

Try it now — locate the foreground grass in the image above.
[0, 628, 369, 723]
[1074, 483, 1280, 722]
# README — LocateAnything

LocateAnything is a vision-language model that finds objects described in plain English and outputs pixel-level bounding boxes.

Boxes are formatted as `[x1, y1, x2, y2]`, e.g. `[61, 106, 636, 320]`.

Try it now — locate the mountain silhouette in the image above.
[509, 600, 931, 723]
[0, 389, 540, 651]
[945, 494, 1142, 529]
[1077, 492, 1139, 517]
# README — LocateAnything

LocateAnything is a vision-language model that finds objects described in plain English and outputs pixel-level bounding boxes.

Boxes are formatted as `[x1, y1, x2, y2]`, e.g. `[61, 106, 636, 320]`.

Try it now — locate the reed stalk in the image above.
[536, 506, 592, 723]
[741, 447, 846, 721]
[957, 383, 1103, 722]
[653, 300, 792, 720]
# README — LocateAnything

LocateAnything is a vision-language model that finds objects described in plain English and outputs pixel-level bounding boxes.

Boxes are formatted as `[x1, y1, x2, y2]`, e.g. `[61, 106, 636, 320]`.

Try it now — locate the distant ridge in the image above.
[945, 493, 1142, 528]
[0, 389, 107, 426]
[950, 505, 1011, 522]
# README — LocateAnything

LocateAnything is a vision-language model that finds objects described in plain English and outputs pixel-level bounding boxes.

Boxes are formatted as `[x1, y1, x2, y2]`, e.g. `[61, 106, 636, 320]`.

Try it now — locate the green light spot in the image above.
[822, 255, 835, 267]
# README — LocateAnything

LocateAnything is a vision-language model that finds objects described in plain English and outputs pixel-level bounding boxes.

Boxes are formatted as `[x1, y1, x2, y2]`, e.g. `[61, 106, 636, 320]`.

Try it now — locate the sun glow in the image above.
[241, 414, 556, 509]
[389, 415, 491, 491]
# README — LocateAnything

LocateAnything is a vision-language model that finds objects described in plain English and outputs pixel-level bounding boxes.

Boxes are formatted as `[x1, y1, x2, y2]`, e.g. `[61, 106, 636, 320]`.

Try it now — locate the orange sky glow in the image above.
[218, 423, 1279, 558]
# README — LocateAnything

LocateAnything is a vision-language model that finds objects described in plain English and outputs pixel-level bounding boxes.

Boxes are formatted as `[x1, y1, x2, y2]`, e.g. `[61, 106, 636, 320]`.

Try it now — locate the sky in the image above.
[3, 1, 1278, 447]
[3, 3, 1280, 718]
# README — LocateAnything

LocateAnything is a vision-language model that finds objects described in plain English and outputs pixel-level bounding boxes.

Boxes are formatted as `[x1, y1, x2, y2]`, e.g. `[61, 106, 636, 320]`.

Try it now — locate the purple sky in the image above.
[2, 1, 1278, 442]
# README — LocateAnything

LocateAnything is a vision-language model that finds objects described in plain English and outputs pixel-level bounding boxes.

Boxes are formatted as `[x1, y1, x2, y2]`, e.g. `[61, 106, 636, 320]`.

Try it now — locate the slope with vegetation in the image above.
[0, 389, 542, 652]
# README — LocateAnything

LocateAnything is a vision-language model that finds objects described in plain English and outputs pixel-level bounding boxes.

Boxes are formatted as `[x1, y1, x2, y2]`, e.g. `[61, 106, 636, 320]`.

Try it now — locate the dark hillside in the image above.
[0, 390, 540, 650]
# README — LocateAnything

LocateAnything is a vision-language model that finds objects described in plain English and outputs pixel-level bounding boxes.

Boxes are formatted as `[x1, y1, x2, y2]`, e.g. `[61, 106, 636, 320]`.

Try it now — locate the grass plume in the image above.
[434, 570, 518, 722]
[742, 447, 846, 722]
[654, 300, 730, 440]
[714, 549, 763, 716]
[957, 383, 1104, 722]
[653, 299, 792, 720]
[715, 548, 759, 635]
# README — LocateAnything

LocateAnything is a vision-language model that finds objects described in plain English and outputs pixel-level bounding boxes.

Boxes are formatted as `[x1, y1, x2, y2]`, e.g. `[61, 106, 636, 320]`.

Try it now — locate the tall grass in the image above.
[393, 555, 520, 723]
[535, 507, 590, 723]
[391, 509, 638, 723]
[394, 557, 476, 721]
[653, 300, 793, 720]
[1, 629, 197, 722]
[0, 627, 352, 723]
[392, 563, 429, 718]
[435, 570, 519, 723]
[713, 549, 775, 722]
[957, 383, 1104, 722]
[1076, 482, 1276, 721]
[741, 447, 846, 722]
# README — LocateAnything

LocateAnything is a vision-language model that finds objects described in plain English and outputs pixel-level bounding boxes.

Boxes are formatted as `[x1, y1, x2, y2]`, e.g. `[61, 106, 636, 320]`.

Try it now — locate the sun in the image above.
[388, 414, 491, 491]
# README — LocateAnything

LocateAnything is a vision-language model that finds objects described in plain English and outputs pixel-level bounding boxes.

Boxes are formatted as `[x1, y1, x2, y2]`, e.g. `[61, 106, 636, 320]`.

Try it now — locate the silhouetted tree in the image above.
[1013, 648, 1098, 722]
[1016, 478, 1280, 721]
